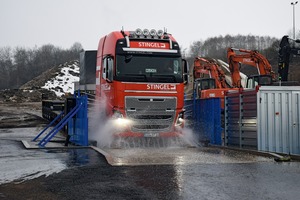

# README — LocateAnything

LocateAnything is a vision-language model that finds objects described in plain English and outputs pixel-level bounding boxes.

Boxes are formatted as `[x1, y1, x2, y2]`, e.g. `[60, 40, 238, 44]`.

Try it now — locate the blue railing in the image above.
[33, 95, 88, 147]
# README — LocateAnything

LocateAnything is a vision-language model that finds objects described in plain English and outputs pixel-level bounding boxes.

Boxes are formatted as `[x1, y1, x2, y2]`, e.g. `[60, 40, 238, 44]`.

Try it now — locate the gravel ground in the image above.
[0, 102, 46, 128]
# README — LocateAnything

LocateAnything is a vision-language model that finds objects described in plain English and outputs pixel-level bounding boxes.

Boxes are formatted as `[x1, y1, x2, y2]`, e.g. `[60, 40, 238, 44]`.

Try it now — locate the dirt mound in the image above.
[0, 88, 57, 103]
[0, 60, 79, 103]
[20, 60, 79, 90]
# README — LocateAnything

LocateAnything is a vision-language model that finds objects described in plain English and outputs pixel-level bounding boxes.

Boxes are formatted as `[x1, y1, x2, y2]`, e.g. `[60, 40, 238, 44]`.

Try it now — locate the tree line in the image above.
[0, 42, 83, 89]
[185, 34, 300, 81]
[1, 34, 299, 90]
[186, 34, 279, 65]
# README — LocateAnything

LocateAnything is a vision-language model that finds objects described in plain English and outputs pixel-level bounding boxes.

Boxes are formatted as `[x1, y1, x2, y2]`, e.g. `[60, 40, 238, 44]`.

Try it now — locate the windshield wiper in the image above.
[151, 74, 177, 83]
[124, 74, 148, 81]
[124, 55, 133, 63]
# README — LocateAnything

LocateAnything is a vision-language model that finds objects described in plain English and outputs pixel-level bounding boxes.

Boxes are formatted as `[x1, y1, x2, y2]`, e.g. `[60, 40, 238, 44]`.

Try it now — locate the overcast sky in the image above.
[1, 0, 299, 51]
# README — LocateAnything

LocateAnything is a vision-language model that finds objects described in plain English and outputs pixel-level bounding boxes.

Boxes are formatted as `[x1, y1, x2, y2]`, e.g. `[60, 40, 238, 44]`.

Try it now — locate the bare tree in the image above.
[188, 41, 203, 58]
[0, 42, 84, 89]
[0, 47, 13, 89]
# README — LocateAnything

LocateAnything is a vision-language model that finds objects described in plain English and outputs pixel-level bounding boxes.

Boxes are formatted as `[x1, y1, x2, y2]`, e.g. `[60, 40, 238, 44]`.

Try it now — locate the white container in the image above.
[257, 86, 300, 155]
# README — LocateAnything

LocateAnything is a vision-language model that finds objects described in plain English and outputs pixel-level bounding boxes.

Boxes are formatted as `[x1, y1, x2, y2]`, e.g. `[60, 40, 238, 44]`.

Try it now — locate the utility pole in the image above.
[291, 1, 298, 39]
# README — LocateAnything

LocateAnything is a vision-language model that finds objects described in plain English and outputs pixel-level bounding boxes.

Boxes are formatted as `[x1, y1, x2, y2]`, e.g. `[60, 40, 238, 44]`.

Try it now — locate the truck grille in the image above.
[125, 96, 176, 133]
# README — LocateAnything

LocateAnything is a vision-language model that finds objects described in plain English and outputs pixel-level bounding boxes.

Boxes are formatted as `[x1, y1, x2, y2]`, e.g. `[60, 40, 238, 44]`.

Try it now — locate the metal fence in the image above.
[225, 86, 300, 155]
[225, 88, 257, 149]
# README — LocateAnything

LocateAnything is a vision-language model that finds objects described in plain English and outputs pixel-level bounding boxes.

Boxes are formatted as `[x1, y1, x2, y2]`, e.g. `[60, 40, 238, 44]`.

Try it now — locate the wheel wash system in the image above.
[22, 94, 89, 149]
[24, 86, 300, 159]
[23, 91, 221, 149]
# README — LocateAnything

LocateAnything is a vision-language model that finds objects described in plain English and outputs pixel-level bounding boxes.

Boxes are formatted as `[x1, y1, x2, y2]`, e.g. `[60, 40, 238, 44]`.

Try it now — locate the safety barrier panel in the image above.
[185, 98, 222, 145]
[33, 95, 88, 147]
[225, 88, 257, 149]
[67, 95, 88, 146]
[225, 86, 300, 155]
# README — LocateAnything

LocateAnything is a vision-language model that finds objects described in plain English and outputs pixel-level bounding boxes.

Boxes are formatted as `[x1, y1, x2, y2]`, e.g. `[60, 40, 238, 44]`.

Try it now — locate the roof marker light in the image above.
[157, 29, 164, 37]
[143, 29, 150, 36]
[150, 29, 156, 36]
[135, 28, 142, 36]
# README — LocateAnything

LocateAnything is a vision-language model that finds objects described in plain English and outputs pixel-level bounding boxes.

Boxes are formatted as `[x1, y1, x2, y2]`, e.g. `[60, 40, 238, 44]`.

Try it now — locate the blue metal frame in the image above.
[38, 103, 83, 147]
[32, 111, 64, 142]
[67, 95, 88, 146]
[32, 95, 89, 147]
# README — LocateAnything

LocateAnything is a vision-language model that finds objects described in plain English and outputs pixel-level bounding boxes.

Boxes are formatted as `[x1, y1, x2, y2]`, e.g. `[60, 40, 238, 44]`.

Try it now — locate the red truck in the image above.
[86, 28, 189, 138]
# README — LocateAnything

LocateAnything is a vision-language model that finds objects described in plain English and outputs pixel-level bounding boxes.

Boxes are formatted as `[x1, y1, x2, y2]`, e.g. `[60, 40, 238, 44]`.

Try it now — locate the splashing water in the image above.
[177, 127, 201, 148]
[87, 98, 200, 149]
[88, 98, 115, 148]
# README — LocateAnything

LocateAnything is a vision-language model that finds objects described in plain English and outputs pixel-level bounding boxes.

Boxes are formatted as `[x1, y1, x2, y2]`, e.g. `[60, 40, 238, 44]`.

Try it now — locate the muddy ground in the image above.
[1, 102, 300, 200]
[0, 102, 46, 128]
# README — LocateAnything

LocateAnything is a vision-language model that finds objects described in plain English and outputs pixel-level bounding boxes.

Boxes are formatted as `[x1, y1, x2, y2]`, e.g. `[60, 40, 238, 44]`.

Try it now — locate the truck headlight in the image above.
[112, 110, 123, 119]
[112, 110, 132, 127]
[175, 111, 184, 126]
[115, 118, 132, 127]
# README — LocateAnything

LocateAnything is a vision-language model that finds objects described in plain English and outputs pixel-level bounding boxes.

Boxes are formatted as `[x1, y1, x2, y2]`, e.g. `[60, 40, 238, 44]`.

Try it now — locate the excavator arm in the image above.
[193, 57, 228, 89]
[193, 57, 232, 109]
[227, 48, 242, 88]
[227, 47, 275, 88]
[278, 35, 300, 81]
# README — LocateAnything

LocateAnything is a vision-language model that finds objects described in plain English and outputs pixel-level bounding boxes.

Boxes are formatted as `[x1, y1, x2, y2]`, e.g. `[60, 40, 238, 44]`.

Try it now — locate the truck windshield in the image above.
[115, 55, 183, 83]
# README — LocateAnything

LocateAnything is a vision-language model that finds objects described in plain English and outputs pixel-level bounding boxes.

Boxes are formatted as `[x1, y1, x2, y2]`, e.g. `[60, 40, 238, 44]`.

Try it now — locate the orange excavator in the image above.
[193, 57, 232, 109]
[227, 48, 276, 88]
[193, 57, 228, 89]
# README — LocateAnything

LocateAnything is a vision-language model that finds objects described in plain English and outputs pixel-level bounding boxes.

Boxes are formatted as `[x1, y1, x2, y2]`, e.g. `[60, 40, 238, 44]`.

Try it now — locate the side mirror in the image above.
[182, 59, 189, 85]
[103, 56, 114, 83]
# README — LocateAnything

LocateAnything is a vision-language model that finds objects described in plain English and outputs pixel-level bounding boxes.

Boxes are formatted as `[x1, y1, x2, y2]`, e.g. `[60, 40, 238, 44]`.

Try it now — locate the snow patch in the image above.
[42, 63, 79, 97]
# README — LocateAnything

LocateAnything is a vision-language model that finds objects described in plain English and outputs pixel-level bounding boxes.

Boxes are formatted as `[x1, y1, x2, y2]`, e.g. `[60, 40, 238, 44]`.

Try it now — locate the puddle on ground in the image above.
[0, 127, 274, 185]
[97, 146, 272, 166]
[0, 128, 105, 185]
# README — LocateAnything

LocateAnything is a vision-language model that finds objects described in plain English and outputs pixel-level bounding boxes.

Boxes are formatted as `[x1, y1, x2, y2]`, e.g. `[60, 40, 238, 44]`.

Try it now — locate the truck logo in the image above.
[159, 43, 166, 48]
[130, 41, 169, 49]
[147, 84, 176, 90]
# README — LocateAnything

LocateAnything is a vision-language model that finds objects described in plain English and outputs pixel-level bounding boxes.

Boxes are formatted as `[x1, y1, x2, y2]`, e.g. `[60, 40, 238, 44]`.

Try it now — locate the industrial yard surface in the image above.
[1, 102, 300, 200]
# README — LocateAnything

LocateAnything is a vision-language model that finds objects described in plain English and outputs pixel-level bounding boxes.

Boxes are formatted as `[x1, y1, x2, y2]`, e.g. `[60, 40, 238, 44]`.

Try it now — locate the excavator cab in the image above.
[246, 75, 273, 88]
[194, 78, 216, 98]
[197, 78, 216, 90]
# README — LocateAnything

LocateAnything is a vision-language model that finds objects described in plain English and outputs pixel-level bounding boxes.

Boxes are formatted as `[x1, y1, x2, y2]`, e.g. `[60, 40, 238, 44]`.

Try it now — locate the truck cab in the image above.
[96, 28, 188, 138]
